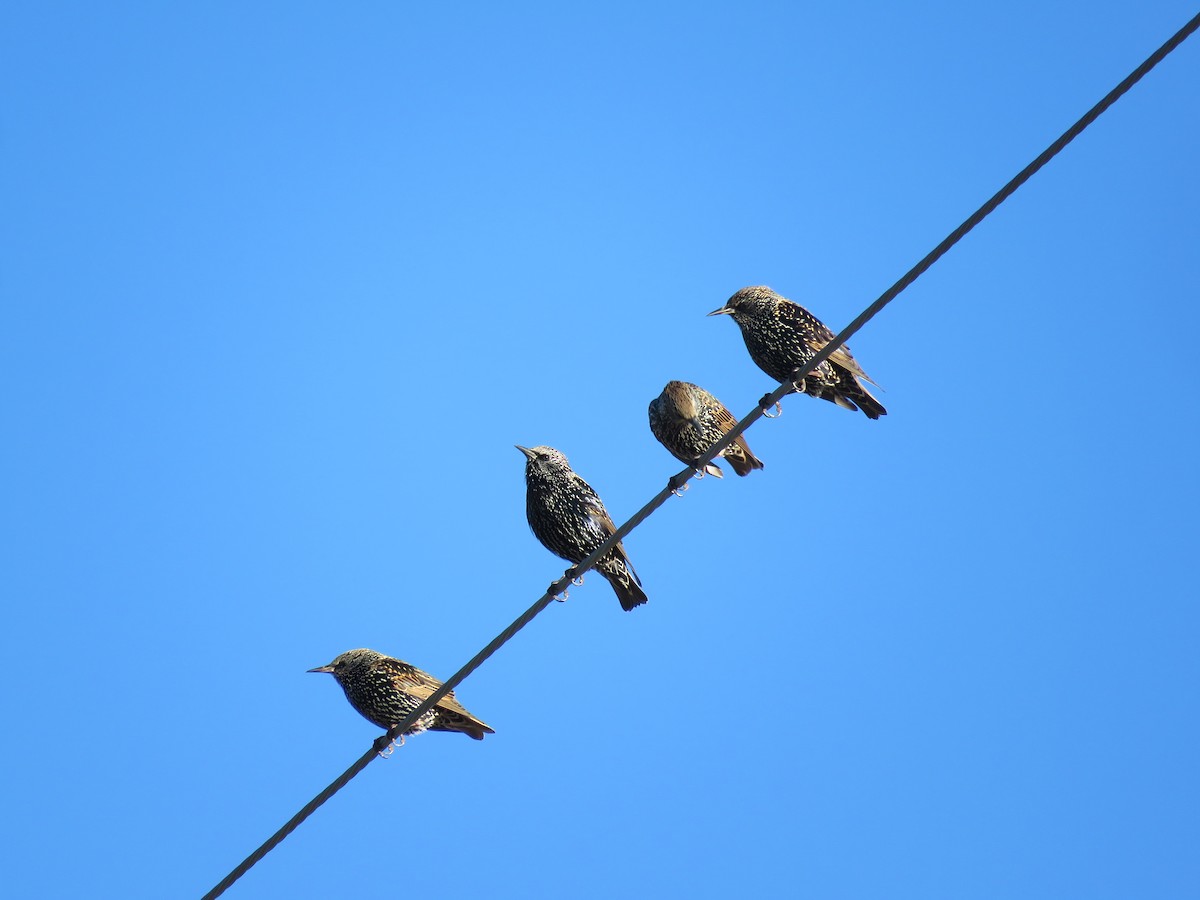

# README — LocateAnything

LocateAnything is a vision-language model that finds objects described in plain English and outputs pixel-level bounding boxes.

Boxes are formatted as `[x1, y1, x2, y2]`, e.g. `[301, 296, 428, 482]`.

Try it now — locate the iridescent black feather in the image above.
[517, 445, 647, 611]
[309, 648, 493, 740]
[709, 286, 886, 419]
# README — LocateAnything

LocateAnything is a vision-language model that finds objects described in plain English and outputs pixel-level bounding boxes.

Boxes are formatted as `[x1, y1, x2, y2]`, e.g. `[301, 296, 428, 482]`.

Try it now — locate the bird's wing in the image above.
[580, 494, 642, 582]
[830, 350, 879, 386]
[709, 400, 756, 457]
[778, 300, 835, 342]
[572, 476, 618, 539]
[710, 398, 739, 434]
[584, 501, 618, 538]
[819, 342, 879, 385]
[583, 500, 643, 583]
[570, 475, 640, 580]
[784, 303, 880, 385]
[380, 659, 478, 719]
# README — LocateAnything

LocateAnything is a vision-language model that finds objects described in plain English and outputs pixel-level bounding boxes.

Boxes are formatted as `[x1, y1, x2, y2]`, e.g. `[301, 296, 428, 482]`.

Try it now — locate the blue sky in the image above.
[3, 3, 1198, 898]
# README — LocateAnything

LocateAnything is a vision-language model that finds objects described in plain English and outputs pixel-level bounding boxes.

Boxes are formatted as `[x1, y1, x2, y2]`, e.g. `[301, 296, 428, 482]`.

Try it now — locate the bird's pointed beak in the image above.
[707, 306, 733, 317]
[307, 665, 335, 674]
[515, 445, 536, 460]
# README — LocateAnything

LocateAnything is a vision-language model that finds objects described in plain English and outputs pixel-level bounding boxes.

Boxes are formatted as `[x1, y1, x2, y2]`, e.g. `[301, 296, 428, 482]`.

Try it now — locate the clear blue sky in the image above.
[3, 3, 1198, 898]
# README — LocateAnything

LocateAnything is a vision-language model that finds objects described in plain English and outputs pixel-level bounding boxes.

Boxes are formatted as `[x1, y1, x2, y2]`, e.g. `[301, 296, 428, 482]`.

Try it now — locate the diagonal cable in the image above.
[200, 11, 1200, 897]
[686, 9, 1200, 475]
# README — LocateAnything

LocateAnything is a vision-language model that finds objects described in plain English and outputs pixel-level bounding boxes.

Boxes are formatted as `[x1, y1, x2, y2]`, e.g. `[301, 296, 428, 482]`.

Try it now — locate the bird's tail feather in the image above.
[849, 382, 887, 419]
[463, 721, 495, 740]
[602, 563, 648, 612]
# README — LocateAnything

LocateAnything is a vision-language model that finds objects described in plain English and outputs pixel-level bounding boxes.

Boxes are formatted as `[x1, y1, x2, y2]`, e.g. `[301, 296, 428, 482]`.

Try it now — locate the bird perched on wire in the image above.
[708, 285, 886, 419]
[516, 444, 648, 611]
[308, 648, 494, 745]
[649, 380, 764, 478]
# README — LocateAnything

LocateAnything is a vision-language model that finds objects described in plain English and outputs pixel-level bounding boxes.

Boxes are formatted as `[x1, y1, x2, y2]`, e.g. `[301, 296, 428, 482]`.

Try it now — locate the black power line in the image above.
[200, 11, 1200, 898]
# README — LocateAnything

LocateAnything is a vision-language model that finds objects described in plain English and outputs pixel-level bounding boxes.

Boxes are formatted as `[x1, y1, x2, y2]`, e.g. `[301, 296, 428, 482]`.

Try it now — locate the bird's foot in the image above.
[549, 582, 569, 602]
[760, 395, 783, 418]
[571, 574, 585, 587]
[667, 471, 692, 495]
[374, 733, 405, 758]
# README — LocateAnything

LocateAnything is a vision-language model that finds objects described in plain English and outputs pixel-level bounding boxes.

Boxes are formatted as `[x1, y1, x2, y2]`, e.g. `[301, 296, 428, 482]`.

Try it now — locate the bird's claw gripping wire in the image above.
[667, 471, 692, 496]
[760, 394, 783, 418]
[549, 581, 569, 602]
[374, 733, 405, 758]
[571, 575, 585, 587]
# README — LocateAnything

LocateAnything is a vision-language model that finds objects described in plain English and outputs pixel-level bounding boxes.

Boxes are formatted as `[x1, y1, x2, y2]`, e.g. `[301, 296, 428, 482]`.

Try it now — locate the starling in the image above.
[649, 380, 764, 478]
[516, 444, 648, 611]
[708, 285, 886, 419]
[308, 648, 494, 741]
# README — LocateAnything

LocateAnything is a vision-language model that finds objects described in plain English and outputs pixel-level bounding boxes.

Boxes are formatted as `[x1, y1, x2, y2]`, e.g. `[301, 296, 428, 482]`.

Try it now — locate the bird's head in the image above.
[515, 444, 571, 477]
[708, 285, 779, 321]
[660, 381, 702, 425]
[308, 648, 381, 682]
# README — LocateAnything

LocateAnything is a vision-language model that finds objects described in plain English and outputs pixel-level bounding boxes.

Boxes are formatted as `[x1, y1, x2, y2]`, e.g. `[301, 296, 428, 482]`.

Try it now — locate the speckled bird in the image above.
[649, 380, 764, 478]
[516, 444, 647, 611]
[708, 285, 886, 419]
[308, 648, 494, 740]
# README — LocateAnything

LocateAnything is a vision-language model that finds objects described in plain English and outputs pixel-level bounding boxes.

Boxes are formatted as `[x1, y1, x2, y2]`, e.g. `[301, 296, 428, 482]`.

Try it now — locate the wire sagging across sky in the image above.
[200, 11, 1200, 898]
